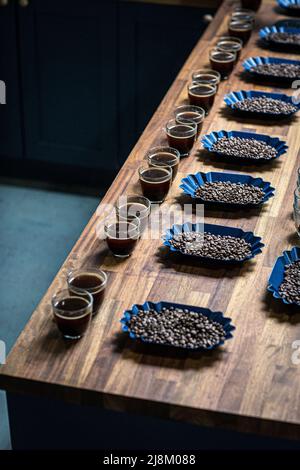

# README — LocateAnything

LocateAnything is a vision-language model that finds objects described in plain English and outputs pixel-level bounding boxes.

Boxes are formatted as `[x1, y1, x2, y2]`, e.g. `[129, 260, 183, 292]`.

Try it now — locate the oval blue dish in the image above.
[259, 25, 300, 52]
[180, 171, 275, 208]
[224, 90, 300, 119]
[277, 0, 300, 15]
[243, 56, 300, 84]
[201, 130, 288, 163]
[163, 222, 264, 264]
[120, 300, 235, 351]
[268, 247, 300, 306]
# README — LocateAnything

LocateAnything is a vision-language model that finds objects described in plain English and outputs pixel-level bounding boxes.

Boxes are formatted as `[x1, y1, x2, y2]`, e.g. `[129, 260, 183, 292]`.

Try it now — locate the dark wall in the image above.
[0, 0, 214, 187]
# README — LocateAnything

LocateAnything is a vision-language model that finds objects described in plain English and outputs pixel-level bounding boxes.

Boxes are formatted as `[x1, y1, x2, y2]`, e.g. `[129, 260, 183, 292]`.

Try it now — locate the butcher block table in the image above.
[1, 0, 300, 448]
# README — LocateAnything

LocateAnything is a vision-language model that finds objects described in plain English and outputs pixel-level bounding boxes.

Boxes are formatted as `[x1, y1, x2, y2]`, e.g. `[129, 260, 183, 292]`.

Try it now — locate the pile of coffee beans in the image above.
[195, 181, 265, 205]
[170, 231, 252, 261]
[250, 63, 300, 79]
[267, 32, 300, 46]
[128, 305, 226, 349]
[232, 96, 297, 115]
[211, 136, 278, 160]
[278, 260, 300, 304]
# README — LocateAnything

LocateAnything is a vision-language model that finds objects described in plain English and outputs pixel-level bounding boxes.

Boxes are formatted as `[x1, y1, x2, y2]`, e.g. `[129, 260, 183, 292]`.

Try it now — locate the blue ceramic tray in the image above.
[224, 90, 300, 119]
[268, 247, 300, 306]
[180, 171, 275, 207]
[163, 222, 264, 264]
[277, 0, 300, 14]
[120, 300, 235, 351]
[259, 25, 300, 52]
[243, 56, 300, 84]
[201, 130, 288, 163]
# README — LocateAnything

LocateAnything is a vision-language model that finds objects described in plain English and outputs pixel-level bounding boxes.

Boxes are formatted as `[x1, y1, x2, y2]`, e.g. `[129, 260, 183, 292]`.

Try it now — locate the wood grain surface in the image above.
[1, 0, 300, 441]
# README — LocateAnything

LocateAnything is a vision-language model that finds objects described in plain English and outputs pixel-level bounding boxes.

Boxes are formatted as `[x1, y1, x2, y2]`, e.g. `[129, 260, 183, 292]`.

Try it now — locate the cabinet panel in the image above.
[18, 0, 118, 171]
[119, 1, 213, 161]
[0, 2, 23, 161]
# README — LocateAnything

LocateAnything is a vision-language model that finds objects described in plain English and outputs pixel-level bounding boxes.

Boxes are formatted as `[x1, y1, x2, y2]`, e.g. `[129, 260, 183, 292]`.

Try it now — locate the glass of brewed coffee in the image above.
[52, 289, 93, 340]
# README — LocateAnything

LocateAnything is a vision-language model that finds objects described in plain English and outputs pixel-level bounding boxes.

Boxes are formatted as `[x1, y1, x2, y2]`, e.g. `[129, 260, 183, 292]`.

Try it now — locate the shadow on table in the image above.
[112, 331, 225, 369]
[263, 291, 300, 324]
[155, 245, 256, 279]
[195, 148, 282, 174]
[217, 106, 298, 128]
[174, 193, 267, 220]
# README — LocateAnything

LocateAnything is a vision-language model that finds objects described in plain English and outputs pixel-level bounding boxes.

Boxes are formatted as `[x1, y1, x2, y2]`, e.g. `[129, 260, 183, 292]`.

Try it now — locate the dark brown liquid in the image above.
[54, 297, 91, 338]
[176, 111, 203, 135]
[106, 234, 138, 257]
[228, 24, 252, 43]
[217, 41, 241, 62]
[210, 52, 235, 79]
[193, 74, 219, 87]
[241, 0, 261, 10]
[149, 151, 179, 179]
[69, 273, 105, 313]
[188, 86, 215, 114]
[140, 168, 171, 202]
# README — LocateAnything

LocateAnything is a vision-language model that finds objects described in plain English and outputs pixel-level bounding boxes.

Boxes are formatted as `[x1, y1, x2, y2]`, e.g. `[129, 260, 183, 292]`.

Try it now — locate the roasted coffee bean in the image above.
[278, 260, 300, 305]
[267, 32, 300, 46]
[195, 181, 264, 205]
[170, 231, 252, 261]
[128, 306, 226, 349]
[233, 96, 297, 115]
[250, 63, 300, 79]
[211, 136, 277, 160]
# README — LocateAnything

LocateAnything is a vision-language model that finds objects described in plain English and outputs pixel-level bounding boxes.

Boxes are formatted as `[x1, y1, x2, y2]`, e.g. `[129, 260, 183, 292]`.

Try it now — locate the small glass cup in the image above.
[165, 119, 197, 157]
[294, 187, 300, 209]
[67, 268, 107, 315]
[297, 167, 300, 187]
[231, 10, 255, 24]
[188, 83, 217, 115]
[192, 69, 221, 88]
[115, 194, 151, 231]
[52, 289, 93, 340]
[216, 37, 243, 62]
[174, 105, 205, 136]
[139, 165, 172, 203]
[104, 217, 140, 258]
[209, 49, 236, 80]
[228, 20, 253, 43]
[147, 146, 180, 180]
[294, 205, 300, 237]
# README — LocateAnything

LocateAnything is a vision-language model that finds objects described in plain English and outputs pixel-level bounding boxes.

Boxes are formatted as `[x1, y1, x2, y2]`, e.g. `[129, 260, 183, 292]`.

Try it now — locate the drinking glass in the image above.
[115, 194, 151, 231]
[192, 69, 221, 88]
[104, 217, 140, 258]
[209, 49, 236, 80]
[147, 146, 180, 180]
[52, 288, 93, 340]
[67, 267, 107, 315]
[228, 20, 253, 43]
[294, 205, 300, 237]
[165, 119, 197, 156]
[187, 83, 217, 115]
[138, 165, 172, 203]
[174, 105, 205, 135]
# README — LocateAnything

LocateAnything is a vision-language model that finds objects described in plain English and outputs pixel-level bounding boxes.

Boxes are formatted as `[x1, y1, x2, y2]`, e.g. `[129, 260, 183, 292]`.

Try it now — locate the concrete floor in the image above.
[0, 181, 100, 449]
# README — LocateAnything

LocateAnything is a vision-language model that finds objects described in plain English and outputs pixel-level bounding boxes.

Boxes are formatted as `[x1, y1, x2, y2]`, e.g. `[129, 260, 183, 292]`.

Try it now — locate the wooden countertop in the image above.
[1, 0, 300, 441]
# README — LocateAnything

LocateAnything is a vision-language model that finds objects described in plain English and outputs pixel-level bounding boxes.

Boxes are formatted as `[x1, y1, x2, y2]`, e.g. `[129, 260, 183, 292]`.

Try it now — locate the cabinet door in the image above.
[119, 2, 213, 161]
[18, 0, 118, 172]
[0, 1, 23, 160]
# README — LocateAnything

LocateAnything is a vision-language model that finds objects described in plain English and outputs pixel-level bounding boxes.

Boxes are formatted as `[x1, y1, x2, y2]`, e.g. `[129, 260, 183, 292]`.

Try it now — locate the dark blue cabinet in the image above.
[17, 0, 119, 172]
[119, 2, 213, 160]
[0, 0, 214, 180]
[0, 1, 23, 160]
